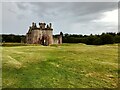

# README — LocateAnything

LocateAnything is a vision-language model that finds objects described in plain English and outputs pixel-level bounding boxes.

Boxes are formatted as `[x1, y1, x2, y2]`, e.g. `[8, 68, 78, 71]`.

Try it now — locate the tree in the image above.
[100, 34, 114, 44]
[114, 35, 120, 43]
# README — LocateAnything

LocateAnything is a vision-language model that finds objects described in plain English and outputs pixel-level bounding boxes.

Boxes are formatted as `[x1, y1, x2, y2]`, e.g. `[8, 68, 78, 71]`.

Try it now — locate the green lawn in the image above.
[2, 43, 118, 88]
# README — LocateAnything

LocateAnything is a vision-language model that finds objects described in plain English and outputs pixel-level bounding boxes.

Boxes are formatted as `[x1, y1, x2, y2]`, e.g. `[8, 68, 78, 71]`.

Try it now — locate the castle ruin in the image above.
[26, 22, 62, 45]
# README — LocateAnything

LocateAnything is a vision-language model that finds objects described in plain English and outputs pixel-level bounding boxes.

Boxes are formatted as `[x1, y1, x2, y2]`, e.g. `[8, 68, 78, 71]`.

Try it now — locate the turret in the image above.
[39, 22, 46, 29]
[31, 22, 37, 29]
[32, 22, 35, 27]
[34, 23, 37, 28]
[49, 23, 52, 29]
[46, 24, 49, 29]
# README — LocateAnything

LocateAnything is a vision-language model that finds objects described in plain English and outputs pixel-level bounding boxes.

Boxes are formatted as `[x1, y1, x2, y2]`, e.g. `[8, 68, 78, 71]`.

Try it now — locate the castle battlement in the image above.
[26, 22, 62, 46]
[29, 22, 53, 30]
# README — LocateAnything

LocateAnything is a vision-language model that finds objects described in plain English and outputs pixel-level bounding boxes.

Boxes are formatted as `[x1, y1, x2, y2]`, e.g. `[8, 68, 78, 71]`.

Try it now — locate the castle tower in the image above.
[58, 32, 63, 44]
[26, 22, 61, 46]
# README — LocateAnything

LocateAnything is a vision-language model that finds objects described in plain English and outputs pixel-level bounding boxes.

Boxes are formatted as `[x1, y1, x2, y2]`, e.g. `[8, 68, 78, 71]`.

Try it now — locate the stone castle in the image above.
[26, 22, 62, 45]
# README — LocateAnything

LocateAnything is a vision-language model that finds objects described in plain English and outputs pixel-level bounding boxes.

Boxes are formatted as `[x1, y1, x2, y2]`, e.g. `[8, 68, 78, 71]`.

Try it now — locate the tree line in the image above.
[1, 34, 25, 43]
[54, 32, 120, 45]
[1, 32, 120, 45]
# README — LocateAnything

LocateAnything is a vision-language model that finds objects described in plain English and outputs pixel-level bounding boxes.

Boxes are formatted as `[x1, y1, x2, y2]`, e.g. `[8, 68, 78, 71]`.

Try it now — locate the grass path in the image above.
[2, 43, 118, 88]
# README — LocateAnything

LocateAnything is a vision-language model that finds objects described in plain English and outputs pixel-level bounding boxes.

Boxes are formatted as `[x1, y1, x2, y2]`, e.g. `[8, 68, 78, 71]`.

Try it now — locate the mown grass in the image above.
[2, 43, 118, 88]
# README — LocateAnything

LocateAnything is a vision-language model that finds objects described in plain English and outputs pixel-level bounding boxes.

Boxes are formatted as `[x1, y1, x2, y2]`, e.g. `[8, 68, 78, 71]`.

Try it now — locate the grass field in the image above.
[2, 43, 118, 88]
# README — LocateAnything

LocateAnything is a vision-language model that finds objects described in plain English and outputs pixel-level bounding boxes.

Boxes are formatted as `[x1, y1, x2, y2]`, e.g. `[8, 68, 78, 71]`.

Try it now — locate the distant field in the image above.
[2, 43, 119, 88]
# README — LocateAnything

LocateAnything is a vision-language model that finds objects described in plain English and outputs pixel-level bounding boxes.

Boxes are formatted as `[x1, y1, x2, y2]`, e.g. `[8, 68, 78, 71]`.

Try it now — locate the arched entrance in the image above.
[41, 35, 49, 46]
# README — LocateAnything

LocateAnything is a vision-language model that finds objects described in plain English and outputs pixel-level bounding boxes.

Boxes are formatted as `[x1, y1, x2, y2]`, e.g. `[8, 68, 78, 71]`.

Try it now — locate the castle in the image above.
[26, 22, 62, 45]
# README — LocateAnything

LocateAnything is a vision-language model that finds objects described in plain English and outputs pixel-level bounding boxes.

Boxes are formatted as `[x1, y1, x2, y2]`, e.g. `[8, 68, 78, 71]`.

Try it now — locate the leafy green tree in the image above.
[114, 35, 120, 43]
[100, 34, 114, 44]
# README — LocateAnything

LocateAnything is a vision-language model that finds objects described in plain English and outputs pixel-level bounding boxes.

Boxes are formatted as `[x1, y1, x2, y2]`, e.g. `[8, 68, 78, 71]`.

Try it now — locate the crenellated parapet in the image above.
[39, 22, 53, 30]
[31, 22, 37, 29]
[39, 22, 46, 29]
[29, 22, 53, 30]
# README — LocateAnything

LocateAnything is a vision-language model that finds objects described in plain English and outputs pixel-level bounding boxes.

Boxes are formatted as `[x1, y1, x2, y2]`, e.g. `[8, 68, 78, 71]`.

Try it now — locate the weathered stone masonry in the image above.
[26, 22, 62, 45]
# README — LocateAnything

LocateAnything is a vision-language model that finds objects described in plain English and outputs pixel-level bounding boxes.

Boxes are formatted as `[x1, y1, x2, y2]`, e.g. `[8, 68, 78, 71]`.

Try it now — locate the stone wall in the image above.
[26, 22, 62, 45]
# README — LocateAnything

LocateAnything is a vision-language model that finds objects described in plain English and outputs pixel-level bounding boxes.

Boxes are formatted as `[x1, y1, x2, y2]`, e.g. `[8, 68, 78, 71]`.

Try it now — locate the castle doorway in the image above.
[41, 35, 49, 46]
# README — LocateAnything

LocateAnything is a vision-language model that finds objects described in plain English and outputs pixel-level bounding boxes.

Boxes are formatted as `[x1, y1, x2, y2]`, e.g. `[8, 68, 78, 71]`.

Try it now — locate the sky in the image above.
[1, 0, 119, 35]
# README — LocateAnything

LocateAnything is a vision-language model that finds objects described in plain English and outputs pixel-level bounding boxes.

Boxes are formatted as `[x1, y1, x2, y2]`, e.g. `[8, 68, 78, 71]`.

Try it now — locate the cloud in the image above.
[93, 9, 118, 23]
[2, 2, 118, 35]
[15, 2, 117, 21]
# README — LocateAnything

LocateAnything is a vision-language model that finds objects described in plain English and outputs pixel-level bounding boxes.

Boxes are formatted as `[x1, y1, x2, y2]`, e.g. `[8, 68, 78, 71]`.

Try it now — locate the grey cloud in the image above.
[16, 2, 117, 23]
[8, 8, 16, 14]
[17, 3, 28, 10]
[2, 2, 118, 35]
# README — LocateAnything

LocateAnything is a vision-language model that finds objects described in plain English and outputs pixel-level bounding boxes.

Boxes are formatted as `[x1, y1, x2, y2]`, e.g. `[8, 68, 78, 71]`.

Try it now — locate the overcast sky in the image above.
[1, 1, 118, 35]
